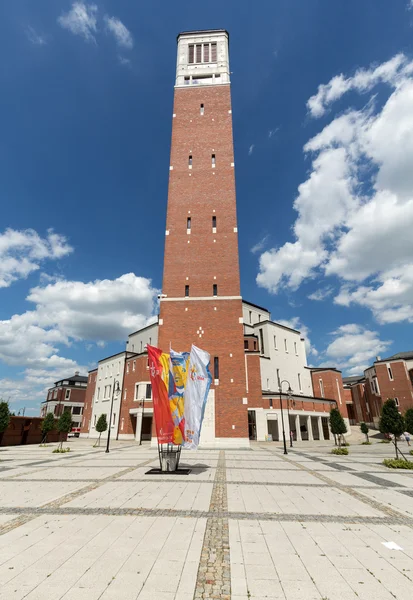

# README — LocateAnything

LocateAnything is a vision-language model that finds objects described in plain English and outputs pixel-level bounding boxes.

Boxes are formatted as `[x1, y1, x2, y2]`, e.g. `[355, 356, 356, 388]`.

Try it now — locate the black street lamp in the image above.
[139, 396, 145, 446]
[106, 380, 121, 453]
[279, 380, 293, 455]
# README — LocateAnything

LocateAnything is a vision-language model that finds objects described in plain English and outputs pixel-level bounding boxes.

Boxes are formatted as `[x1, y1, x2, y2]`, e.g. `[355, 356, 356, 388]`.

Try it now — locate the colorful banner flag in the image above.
[169, 349, 189, 445]
[183, 345, 212, 449]
[147, 345, 175, 444]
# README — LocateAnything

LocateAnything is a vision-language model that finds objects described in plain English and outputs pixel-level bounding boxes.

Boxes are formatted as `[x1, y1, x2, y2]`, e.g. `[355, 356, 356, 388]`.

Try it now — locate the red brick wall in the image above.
[1, 417, 62, 446]
[118, 355, 152, 437]
[80, 371, 97, 434]
[159, 83, 249, 439]
[311, 371, 349, 418]
[375, 361, 413, 414]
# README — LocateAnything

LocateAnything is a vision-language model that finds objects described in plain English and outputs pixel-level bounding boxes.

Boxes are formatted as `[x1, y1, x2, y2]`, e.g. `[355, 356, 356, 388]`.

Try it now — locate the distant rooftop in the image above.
[343, 375, 364, 385]
[379, 351, 413, 362]
[54, 373, 88, 386]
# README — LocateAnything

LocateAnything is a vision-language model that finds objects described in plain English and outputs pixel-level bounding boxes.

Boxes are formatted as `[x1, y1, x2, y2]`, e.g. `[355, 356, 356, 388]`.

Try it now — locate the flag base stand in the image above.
[145, 443, 191, 475]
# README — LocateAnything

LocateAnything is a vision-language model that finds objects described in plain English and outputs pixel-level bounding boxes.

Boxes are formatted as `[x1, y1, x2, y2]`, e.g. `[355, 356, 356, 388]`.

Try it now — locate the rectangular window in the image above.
[97, 387, 100, 400]
[298, 373, 302, 391]
[72, 406, 82, 415]
[259, 328, 264, 354]
[135, 384, 140, 400]
[94, 414, 97, 426]
[266, 378, 270, 390]
[276, 369, 280, 388]
[124, 388, 127, 400]
[211, 154, 216, 167]
[249, 311, 252, 324]
[394, 397, 400, 407]
[269, 398, 273, 408]
[187, 217, 191, 229]
[188, 44, 194, 64]
[214, 356, 219, 380]
[244, 340, 248, 350]
[213, 284, 218, 296]
[274, 335, 277, 349]
[294, 341, 297, 354]
[146, 383, 152, 399]
[196, 44, 202, 63]
[253, 340, 257, 350]
[284, 339, 288, 352]
[211, 42, 217, 62]
[112, 413, 116, 426]
[140, 341, 143, 352]
[185, 285, 189, 297]
[200, 103, 204, 115]
[149, 337, 151, 345]
[65, 389, 71, 400]
[188, 155, 192, 167]
[203, 44, 210, 63]
[131, 344, 134, 352]
[387, 364, 393, 380]
[212, 215, 216, 229]
[319, 378, 324, 398]
[127, 362, 129, 374]
[133, 360, 136, 372]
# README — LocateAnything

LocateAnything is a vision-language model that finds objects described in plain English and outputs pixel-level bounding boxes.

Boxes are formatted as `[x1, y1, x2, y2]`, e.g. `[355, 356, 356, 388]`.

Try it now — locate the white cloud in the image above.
[118, 55, 131, 67]
[307, 54, 412, 118]
[251, 235, 270, 254]
[0, 273, 158, 409]
[268, 127, 279, 138]
[257, 53, 413, 325]
[104, 16, 134, 49]
[277, 317, 318, 357]
[0, 228, 72, 289]
[320, 324, 392, 374]
[26, 26, 47, 46]
[58, 2, 98, 43]
[248, 144, 255, 156]
[307, 286, 333, 301]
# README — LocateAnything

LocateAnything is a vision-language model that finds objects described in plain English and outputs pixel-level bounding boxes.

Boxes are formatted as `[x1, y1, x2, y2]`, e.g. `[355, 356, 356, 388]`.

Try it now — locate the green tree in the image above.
[360, 421, 369, 443]
[57, 410, 73, 450]
[41, 413, 56, 444]
[0, 401, 11, 446]
[405, 408, 413, 436]
[379, 399, 405, 459]
[94, 414, 108, 447]
[329, 408, 347, 446]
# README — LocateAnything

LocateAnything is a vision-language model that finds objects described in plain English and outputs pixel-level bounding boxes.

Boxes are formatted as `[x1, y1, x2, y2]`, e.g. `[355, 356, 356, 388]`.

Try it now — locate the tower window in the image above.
[188, 155, 192, 167]
[213, 284, 218, 296]
[387, 364, 393, 380]
[187, 217, 191, 229]
[214, 357, 219, 379]
[212, 216, 217, 229]
[200, 103, 204, 115]
[185, 285, 189, 297]
[244, 340, 248, 350]
[188, 42, 217, 65]
[211, 154, 216, 167]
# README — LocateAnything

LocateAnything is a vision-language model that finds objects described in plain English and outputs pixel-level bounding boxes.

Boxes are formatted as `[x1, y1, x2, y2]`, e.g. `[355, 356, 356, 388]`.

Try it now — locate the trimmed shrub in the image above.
[331, 447, 348, 455]
[383, 458, 413, 470]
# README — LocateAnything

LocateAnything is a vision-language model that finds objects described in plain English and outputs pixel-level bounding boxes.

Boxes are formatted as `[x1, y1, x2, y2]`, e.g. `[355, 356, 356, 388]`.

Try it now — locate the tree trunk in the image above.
[338, 434, 341, 447]
[333, 433, 337, 446]
[366, 434, 369, 443]
[395, 437, 398, 459]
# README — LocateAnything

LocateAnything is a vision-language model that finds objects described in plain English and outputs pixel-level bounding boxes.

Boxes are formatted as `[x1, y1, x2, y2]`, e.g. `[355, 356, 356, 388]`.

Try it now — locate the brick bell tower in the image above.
[158, 30, 249, 447]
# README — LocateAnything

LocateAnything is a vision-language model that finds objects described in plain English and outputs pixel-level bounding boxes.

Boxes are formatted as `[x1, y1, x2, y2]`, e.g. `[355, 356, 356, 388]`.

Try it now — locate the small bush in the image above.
[380, 439, 390, 444]
[383, 458, 413, 469]
[410, 450, 413, 456]
[361, 441, 372, 445]
[53, 447, 70, 454]
[331, 447, 348, 455]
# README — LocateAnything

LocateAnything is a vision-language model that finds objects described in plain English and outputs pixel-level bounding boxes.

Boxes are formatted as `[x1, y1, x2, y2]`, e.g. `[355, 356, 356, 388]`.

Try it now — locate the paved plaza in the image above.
[0, 440, 413, 599]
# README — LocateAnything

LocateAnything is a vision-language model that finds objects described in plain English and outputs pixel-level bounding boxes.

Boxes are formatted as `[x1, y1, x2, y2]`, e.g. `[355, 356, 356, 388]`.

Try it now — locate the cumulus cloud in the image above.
[0, 272, 158, 407]
[104, 16, 134, 49]
[0, 228, 72, 289]
[25, 26, 47, 46]
[256, 53, 413, 325]
[277, 317, 318, 357]
[308, 286, 333, 301]
[320, 324, 392, 375]
[58, 2, 98, 43]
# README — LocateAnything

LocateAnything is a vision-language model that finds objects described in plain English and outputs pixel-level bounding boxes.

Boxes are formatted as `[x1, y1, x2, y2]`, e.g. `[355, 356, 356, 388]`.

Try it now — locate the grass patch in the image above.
[52, 447, 71, 454]
[331, 447, 348, 455]
[380, 440, 391, 444]
[383, 458, 413, 469]
[361, 441, 372, 445]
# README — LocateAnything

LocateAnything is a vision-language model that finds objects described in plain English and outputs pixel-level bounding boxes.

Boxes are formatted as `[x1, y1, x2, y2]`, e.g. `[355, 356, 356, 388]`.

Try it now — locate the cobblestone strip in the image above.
[193, 450, 231, 600]
[0, 457, 155, 537]
[262, 446, 413, 526]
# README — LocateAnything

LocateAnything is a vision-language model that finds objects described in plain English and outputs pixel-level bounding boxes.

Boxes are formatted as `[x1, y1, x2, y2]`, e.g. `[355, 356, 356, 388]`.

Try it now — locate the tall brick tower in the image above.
[158, 30, 249, 447]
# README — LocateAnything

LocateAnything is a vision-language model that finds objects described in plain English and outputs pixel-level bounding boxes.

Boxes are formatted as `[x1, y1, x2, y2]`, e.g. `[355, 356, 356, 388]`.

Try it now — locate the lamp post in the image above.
[106, 380, 121, 453]
[139, 396, 145, 446]
[279, 380, 293, 455]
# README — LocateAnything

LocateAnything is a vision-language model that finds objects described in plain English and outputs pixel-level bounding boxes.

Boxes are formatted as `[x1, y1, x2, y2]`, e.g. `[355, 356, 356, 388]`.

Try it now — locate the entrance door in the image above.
[248, 410, 257, 440]
[322, 417, 330, 440]
[141, 415, 152, 441]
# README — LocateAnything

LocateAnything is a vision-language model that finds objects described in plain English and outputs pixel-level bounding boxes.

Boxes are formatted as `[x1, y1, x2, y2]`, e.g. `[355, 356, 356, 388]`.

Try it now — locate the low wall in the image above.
[0, 417, 64, 447]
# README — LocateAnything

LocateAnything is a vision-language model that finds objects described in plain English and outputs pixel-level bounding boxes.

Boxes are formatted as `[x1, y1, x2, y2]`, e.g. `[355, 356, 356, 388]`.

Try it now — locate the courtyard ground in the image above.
[0, 438, 412, 600]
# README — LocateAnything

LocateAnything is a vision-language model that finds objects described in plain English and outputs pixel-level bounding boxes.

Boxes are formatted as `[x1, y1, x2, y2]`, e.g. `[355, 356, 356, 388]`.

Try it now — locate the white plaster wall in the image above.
[127, 322, 158, 355]
[89, 353, 126, 439]
[176, 31, 230, 87]
[242, 302, 270, 327]
[257, 322, 313, 396]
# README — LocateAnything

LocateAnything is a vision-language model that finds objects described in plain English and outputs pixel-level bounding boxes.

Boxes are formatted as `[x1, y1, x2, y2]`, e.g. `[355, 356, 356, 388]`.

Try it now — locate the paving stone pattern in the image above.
[0, 440, 413, 599]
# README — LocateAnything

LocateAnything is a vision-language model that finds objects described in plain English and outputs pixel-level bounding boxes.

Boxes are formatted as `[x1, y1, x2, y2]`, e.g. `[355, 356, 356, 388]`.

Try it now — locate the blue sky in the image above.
[1, 0, 413, 413]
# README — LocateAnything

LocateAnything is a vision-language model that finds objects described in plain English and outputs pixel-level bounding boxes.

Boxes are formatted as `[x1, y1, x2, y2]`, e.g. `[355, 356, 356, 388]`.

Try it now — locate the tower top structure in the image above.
[175, 29, 230, 87]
